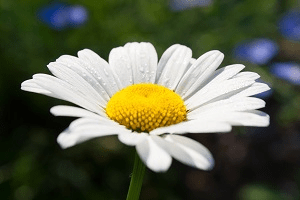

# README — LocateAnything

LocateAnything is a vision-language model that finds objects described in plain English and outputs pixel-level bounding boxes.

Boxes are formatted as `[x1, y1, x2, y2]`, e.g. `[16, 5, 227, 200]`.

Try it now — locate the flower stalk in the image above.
[126, 151, 146, 200]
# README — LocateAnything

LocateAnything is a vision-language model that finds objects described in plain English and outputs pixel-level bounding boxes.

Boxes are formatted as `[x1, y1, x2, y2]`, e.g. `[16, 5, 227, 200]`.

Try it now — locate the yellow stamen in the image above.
[106, 83, 187, 133]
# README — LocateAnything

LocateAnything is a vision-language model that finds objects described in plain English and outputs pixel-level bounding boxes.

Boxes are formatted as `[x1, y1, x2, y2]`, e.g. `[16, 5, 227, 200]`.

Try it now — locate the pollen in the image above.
[106, 83, 187, 133]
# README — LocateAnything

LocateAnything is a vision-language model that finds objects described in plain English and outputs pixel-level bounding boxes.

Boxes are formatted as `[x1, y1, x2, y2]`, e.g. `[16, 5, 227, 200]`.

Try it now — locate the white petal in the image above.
[156, 44, 192, 89]
[109, 47, 134, 88]
[187, 81, 268, 107]
[32, 74, 104, 115]
[57, 128, 118, 149]
[57, 118, 130, 149]
[155, 44, 179, 82]
[68, 117, 119, 130]
[136, 135, 172, 172]
[176, 50, 224, 98]
[118, 132, 148, 146]
[186, 77, 256, 110]
[50, 105, 106, 119]
[77, 49, 122, 96]
[150, 120, 232, 135]
[47, 62, 107, 107]
[123, 42, 158, 84]
[195, 64, 245, 93]
[21, 79, 57, 97]
[181, 64, 245, 102]
[230, 82, 271, 99]
[56, 54, 111, 101]
[190, 110, 270, 127]
[186, 58, 197, 72]
[231, 71, 260, 80]
[164, 135, 214, 170]
[189, 97, 266, 118]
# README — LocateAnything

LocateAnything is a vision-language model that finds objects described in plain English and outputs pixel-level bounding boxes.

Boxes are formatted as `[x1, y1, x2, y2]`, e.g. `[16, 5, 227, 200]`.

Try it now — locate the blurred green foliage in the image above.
[1, 0, 300, 199]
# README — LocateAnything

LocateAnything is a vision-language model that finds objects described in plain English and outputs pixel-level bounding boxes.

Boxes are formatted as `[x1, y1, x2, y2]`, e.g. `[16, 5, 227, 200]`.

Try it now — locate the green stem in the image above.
[126, 151, 146, 200]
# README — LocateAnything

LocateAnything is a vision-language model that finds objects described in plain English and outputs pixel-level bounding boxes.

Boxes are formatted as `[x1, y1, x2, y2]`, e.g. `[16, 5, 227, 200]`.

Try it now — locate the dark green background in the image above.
[1, 0, 300, 199]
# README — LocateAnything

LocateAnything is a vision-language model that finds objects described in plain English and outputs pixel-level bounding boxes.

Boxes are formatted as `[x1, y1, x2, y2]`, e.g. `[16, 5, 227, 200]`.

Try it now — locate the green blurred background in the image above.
[1, 0, 300, 199]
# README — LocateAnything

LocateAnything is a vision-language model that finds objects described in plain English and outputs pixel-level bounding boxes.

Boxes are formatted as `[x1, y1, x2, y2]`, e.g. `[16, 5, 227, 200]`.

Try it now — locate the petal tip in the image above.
[57, 131, 76, 149]
[205, 157, 215, 171]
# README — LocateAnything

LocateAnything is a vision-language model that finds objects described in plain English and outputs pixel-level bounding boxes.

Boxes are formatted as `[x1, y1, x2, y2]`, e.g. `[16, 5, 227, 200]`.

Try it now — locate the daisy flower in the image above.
[21, 42, 270, 173]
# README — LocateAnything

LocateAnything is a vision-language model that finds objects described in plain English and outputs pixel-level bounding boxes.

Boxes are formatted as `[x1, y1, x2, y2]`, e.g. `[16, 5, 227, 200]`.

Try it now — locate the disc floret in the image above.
[106, 83, 187, 132]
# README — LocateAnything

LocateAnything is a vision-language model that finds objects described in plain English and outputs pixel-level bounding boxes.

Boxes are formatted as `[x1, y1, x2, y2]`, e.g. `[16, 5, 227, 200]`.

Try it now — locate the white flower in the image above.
[21, 42, 270, 172]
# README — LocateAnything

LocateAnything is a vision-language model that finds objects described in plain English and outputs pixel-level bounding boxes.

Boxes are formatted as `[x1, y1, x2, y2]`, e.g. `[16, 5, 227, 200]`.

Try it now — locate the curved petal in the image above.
[55, 54, 111, 101]
[150, 120, 232, 135]
[67, 117, 120, 130]
[181, 64, 245, 102]
[155, 44, 179, 82]
[190, 110, 270, 127]
[109, 47, 134, 88]
[231, 71, 260, 80]
[191, 81, 270, 105]
[156, 44, 192, 90]
[186, 58, 197, 72]
[21, 79, 58, 98]
[189, 64, 245, 96]
[118, 132, 148, 146]
[31, 74, 104, 115]
[188, 97, 266, 118]
[47, 62, 108, 107]
[57, 118, 130, 149]
[164, 135, 214, 170]
[122, 42, 158, 84]
[50, 105, 107, 119]
[77, 49, 122, 96]
[230, 82, 271, 99]
[176, 50, 224, 98]
[186, 76, 256, 111]
[136, 135, 172, 172]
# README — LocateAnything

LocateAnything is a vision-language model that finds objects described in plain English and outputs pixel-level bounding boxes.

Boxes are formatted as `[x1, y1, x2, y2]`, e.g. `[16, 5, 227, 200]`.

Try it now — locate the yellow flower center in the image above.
[106, 83, 187, 133]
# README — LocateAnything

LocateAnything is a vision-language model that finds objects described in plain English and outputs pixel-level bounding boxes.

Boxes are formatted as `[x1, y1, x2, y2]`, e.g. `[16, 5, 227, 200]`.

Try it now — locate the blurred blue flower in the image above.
[38, 3, 88, 30]
[38, 3, 68, 30]
[233, 39, 279, 65]
[270, 63, 300, 85]
[278, 10, 300, 41]
[67, 5, 88, 27]
[170, 0, 213, 11]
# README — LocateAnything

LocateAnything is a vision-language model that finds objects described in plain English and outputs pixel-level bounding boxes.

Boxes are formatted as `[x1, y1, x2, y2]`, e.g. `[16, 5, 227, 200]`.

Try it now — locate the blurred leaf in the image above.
[239, 183, 282, 200]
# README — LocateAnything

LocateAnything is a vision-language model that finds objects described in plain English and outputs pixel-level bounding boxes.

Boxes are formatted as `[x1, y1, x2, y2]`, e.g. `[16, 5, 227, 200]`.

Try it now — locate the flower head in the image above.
[21, 42, 270, 172]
